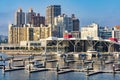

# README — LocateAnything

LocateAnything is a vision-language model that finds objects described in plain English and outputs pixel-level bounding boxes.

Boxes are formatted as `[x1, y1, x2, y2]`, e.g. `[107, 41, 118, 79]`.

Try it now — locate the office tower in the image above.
[46, 5, 61, 25]
[15, 8, 25, 26]
[26, 8, 36, 24]
[71, 14, 80, 31]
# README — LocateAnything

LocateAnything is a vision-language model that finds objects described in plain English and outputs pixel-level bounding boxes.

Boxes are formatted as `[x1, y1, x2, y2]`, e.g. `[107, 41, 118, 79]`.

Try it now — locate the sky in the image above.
[1, 0, 120, 36]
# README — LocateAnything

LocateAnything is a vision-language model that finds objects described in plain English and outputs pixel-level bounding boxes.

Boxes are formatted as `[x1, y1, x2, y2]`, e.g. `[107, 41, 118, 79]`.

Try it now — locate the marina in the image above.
[0, 52, 120, 80]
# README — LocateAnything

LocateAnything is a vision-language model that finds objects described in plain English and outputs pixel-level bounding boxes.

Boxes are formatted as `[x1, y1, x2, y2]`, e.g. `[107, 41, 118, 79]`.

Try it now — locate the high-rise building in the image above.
[26, 8, 45, 26]
[26, 8, 36, 24]
[99, 26, 112, 39]
[71, 14, 80, 31]
[54, 14, 73, 37]
[8, 24, 34, 44]
[81, 23, 113, 40]
[15, 8, 25, 26]
[112, 26, 120, 41]
[46, 5, 61, 25]
[8, 24, 52, 44]
[81, 23, 99, 40]
[31, 13, 45, 26]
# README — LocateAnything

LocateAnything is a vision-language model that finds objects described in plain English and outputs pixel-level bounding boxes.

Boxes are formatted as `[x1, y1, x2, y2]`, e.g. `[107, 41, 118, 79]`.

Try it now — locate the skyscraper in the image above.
[31, 13, 45, 26]
[26, 8, 36, 24]
[71, 14, 80, 31]
[54, 14, 73, 37]
[46, 5, 61, 25]
[15, 8, 25, 26]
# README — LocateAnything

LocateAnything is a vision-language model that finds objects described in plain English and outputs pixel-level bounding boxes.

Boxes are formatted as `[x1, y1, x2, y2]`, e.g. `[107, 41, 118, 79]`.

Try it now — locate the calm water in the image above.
[0, 53, 120, 80]
[0, 70, 120, 80]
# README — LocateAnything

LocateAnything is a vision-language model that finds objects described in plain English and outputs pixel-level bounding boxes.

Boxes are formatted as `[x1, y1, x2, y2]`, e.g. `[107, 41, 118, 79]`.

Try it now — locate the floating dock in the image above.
[105, 60, 114, 64]
[46, 59, 58, 62]
[29, 68, 49, 73]
[58, 69, 74, 74]
[4, 67, 24, 72]
[86, 71, 103, 76]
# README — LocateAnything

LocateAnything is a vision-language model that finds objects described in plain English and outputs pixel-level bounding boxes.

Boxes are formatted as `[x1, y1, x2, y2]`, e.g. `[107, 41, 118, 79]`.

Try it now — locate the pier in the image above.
[0, 51, 120, 79]
[4, 67, 24, 72]
[29, 68, 49, 73]
[58, 69, 74, 74]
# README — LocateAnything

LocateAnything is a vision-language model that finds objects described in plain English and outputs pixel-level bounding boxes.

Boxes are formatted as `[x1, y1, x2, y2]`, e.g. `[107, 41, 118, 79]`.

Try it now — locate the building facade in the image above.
[81, 23, 113, 40]
[8, 24, 52, 44]
[31, 13, 45, 26]
[15, 8, 25, 26]
[71, 14, 80, 31]
[71, 31, 80, 38]
[81, 23, 99, 40]
[112, 26, 120, 41]
[99, 26, 112, 39]
[54, 14, 73, 38]
[46, 5, 61, 25]
[26, 8, 36, 24]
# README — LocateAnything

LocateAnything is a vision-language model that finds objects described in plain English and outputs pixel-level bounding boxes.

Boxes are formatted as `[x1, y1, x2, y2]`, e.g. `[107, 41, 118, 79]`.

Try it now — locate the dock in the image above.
[46, 59, 58, 62]
[105, 60, 114, 64]
[60, 66, 69, 69]
[66, 60, 76, 63]
[29, 68, 49, 73]
[13, 59, 24, 61]
[86, 71, 103, 76]
[58, 69, 74, 74]
[84, 60, 92, 64]
[4, 67, 24, 72]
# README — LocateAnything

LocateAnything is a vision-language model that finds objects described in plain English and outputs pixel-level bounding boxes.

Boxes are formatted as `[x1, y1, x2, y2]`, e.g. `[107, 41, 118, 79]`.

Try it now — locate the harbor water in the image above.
[0, 70, 120, 80]
[0, 52, 120, 80]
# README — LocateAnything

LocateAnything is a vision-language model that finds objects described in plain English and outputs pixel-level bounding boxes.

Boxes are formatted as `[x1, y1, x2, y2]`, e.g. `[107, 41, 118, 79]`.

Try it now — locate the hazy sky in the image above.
[1, 0, 120, 35]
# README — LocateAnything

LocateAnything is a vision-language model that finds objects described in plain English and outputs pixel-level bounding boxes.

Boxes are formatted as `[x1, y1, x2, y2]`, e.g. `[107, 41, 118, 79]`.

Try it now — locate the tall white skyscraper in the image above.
[15, 8, 25, 26]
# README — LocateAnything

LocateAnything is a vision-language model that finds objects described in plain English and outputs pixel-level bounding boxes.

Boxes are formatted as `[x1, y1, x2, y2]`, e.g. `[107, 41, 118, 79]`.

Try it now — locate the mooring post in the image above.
[86, 66, 89, 75]
[23, 59, 25, 67]
[113, 64, 115, 73]
[43, 58, 47, 68]
[92, 61, 94, 68]
[9, 61, 12, 69]
[28, 58, 31, 72]
[82, 57, 85, 64]
[103, 57, 105, 64]
[56, 63, 59, 73]
[100, 57, 102, 65]
[0, 56, 2, 60]
[2, 59, 5, 73]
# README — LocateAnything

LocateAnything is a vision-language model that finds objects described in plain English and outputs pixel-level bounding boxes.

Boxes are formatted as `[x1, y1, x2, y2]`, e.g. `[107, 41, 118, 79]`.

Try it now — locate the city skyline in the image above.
[1, 0, 120, 35]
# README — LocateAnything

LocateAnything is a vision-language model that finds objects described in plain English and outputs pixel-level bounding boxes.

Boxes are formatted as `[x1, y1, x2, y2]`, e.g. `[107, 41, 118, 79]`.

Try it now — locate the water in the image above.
[0, 70, 120, 80]
[0, 53, 120, 80]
